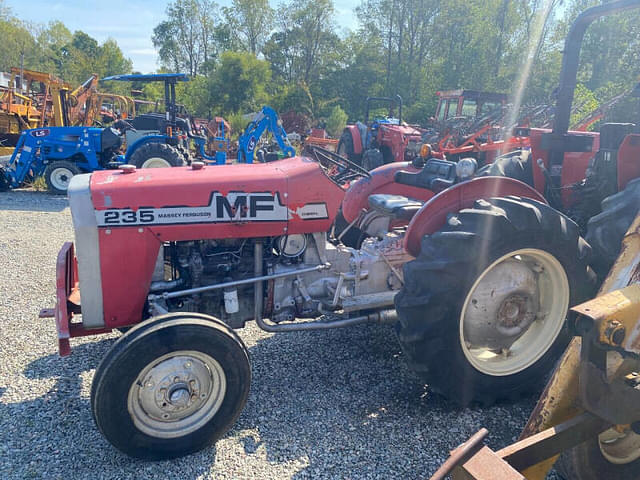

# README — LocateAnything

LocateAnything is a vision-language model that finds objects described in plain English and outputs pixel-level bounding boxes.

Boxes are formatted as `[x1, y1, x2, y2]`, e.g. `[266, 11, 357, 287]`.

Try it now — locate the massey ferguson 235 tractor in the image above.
[46, 0, 639, 461]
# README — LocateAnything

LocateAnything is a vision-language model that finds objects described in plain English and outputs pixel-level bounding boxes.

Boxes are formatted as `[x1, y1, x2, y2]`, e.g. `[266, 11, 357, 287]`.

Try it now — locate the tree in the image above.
[325, 105, 347, 137]
[209, 51, 272, 113]
[223, 0, 274, 55]
[152, 0, 220, 76]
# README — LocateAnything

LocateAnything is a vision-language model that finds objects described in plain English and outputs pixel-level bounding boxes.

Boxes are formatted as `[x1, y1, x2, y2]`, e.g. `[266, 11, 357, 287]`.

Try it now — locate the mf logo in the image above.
[97, 192, 289, 226]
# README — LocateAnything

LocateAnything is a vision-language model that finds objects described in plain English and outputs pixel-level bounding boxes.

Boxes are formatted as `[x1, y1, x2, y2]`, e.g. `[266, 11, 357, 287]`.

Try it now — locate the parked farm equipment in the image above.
[237, 105, 296, 163]
[432, 212, 640, 480]
[338, 95, 424, 170]
[38, 0, 640, 463]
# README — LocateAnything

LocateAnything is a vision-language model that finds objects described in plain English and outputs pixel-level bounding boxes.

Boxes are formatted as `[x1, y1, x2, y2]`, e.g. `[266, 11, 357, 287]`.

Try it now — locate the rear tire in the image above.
[337, 130, 361, 165]
[362, 148, 384, 171]
[91, 312, 251, 460]
[44, 160, 81, 195]
[395, 196, 595, 406]
[484, 150, 533, 186]
[556, 434, 640, 480]
[585, 178, 640, 278]
[129, 142, 185, 169]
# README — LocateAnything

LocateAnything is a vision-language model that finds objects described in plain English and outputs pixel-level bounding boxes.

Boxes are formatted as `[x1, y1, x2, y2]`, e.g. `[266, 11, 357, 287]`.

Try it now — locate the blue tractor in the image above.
[237, 106, 296, 163]
[0, 73, 224, 194]
[0, 125, 126, 194]
[102, 73, 222, 168]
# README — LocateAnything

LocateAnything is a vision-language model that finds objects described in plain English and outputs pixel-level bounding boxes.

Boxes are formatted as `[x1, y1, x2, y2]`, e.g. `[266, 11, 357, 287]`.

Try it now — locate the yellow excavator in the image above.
[0, 68, 71, 154]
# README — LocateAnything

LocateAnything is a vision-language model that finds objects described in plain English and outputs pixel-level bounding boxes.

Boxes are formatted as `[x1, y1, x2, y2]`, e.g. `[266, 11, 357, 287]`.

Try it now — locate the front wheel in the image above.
[44, 160, 81, 195]
[91, 313, 251, 460]
[395, 196, 595, 406]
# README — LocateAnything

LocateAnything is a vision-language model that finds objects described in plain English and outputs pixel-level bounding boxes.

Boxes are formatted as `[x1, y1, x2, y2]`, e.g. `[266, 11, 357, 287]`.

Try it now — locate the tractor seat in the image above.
[394, 158, 457, 193]
[368, 194, 423, 221]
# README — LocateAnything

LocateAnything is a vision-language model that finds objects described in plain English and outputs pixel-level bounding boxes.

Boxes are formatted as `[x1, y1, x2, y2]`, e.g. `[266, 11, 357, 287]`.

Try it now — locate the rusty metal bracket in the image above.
[431, 413, 610, 480]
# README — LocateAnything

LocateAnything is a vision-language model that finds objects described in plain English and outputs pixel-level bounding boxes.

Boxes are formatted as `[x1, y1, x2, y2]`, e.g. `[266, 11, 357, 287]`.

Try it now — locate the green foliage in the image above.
[223, 0, 274, 55]
[0, 7, 132, 86]
[571, 84, 599, 130]
[227, 112, 249, 139]
[3, 0, 640, 132]
[209, 51, 272, 113]
[325, 105, 347, 137]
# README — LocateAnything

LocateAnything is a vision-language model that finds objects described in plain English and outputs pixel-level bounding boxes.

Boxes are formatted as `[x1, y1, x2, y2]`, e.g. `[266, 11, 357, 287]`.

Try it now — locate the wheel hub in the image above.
[460, 248, 570, 377]
[463, 258, 539, 350]
[52, 168, 73, 190]
[128, 351, 226, 438]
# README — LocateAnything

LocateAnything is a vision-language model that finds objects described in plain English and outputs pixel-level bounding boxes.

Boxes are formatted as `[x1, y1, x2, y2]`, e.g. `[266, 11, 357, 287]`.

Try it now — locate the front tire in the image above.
[395, 196, 595, 406]
[129, 142, 185, 169]
[44, 160, 81, 195]
[91, 313, 251, 460]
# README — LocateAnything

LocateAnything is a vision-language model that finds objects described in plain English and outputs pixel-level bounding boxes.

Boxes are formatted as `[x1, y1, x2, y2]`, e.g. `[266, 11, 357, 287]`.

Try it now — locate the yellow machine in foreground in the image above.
[432, 213, 640, 479]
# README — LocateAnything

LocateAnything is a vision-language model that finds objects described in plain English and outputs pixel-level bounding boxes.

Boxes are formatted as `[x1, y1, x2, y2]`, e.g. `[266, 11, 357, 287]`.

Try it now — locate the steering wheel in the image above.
[305, 145, 370, 184]
[113, 119, 137, 134]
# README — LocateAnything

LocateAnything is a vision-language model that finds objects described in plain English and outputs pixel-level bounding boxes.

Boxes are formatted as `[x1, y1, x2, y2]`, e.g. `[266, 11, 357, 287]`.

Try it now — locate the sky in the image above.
[6, 0, 360, 73]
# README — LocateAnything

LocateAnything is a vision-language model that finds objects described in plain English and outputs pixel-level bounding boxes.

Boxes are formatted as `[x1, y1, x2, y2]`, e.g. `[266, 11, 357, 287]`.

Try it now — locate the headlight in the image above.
[419, 143, 431, 158]
[456, 157, 478, 180]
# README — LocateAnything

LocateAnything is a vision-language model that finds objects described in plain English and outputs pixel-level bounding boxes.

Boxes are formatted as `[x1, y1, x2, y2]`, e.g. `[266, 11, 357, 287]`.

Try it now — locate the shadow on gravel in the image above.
[1, 325, 540, 479]
[233, 324, 540, 478]
[0, 190, 68, 212]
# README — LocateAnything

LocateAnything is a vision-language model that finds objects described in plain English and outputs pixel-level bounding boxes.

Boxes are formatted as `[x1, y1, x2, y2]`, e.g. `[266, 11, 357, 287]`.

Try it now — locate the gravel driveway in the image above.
[0, 190, 560, 479]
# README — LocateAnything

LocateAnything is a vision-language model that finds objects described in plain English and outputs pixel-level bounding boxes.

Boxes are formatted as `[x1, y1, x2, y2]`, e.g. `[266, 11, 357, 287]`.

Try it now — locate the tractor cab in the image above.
[434, 89, 507, 124]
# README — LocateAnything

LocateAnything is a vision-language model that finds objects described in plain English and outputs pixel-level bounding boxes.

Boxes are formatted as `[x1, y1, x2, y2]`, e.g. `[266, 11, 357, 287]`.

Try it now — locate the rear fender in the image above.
[341, 162, 435, 222]
[617, 134, 640, 191]
[345, 125, 363, 155]
[404, 176, 547, 257]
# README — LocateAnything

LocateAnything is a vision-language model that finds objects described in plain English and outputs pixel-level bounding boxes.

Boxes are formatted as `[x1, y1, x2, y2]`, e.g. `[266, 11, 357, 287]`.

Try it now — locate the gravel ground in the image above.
[0, 190, 561, 479]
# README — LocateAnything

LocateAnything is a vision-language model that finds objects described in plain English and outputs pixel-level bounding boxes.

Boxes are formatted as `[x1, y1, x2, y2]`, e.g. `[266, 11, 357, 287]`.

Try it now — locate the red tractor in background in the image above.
[431, 89, 508, 130]
[42, 0, 640, 462]
[337, 95, 424, 170]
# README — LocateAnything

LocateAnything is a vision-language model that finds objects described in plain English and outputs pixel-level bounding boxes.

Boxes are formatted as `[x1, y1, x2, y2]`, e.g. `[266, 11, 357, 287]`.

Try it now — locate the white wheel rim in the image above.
[128, 350, 226, 439]
[460, 248, 569, 376]
[50, 167, 75, 191]
[599, 429, 640, 465]
[141, 157, 171, 168]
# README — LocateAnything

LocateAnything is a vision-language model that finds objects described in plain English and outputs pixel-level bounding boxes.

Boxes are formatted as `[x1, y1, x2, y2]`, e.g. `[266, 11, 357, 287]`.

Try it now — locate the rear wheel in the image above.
[395, 196, 595, 406]
[44, 160, 81, 195]
[585, 177, 640, 278]
[91, 313, 251, 460]
[337, 130, 360, 164]
[556, 431, 640, 479]
[483, 150, 533, 186]
[362, 148, 384, 171]
[130, 142, 185, 169]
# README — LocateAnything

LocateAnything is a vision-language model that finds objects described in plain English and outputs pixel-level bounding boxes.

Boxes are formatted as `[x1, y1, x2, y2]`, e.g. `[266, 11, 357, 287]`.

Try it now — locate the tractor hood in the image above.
[85, 156, 345, 235]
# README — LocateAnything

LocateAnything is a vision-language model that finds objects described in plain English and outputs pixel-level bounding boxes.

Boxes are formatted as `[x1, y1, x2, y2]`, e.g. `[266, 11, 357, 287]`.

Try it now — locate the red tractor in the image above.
[337, 95, 424, 170]
[44, 0, 639, 462]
